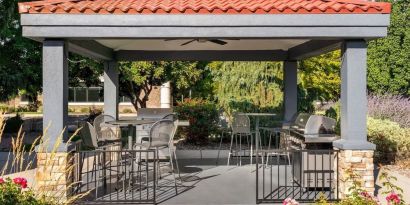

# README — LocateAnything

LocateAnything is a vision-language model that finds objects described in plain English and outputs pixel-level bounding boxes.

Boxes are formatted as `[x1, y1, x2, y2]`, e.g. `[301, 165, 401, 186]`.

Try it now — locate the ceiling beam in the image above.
[68, 40, 114, 61]
[115, 50, 288, 61]
[288, 40, 342, 60]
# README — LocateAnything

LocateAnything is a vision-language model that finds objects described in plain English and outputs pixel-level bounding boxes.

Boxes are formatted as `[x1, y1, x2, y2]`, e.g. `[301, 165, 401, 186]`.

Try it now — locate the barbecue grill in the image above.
[289, 113, 339, 148]
[284, 113, 339, 189]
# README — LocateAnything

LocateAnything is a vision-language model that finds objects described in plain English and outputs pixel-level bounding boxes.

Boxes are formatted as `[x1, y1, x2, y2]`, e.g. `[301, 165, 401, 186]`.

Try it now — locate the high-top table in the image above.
[238, 113, 276, 165]
[107, 119, 190, 150]
[107, 119, 157, 150]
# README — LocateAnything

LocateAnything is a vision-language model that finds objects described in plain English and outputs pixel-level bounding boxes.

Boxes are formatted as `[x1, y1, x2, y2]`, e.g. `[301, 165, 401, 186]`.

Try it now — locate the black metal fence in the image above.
[256, 149, 339, 203]
[72, 149, 157, 204]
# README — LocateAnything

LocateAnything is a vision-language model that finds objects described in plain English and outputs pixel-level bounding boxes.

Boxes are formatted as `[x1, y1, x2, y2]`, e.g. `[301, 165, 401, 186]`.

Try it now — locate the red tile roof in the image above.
[18, 0, 391, 14]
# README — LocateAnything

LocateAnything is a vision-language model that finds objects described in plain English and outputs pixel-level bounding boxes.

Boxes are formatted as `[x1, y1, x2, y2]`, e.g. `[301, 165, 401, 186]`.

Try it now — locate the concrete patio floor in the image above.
[159, 158, 258, 205]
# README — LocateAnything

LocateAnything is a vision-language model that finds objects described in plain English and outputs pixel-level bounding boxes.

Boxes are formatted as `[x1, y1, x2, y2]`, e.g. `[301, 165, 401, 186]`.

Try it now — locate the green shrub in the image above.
[4, 114, 23, 133]
[174, 98, 219, 145]
[324, 102, 410, 164]
[0, 104, 14, 114]
[367, 117, 410, 163]
[324, 101, 340, 134]
[79, 107, 89, 113]
[122, 108, 133, 113]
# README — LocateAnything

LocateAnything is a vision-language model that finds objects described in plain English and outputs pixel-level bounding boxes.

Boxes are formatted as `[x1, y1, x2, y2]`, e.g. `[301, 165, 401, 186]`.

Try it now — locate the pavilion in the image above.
[18, 0, 391, 203]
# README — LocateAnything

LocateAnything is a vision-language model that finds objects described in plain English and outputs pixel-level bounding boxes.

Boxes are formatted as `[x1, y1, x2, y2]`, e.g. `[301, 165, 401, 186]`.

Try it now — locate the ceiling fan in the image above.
[165, 38, 235, 46]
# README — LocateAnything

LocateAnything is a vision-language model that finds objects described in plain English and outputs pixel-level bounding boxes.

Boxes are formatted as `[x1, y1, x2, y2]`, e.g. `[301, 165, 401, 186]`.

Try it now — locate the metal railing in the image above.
[72, 149, 157, 204]
[256, 149, 339, 203]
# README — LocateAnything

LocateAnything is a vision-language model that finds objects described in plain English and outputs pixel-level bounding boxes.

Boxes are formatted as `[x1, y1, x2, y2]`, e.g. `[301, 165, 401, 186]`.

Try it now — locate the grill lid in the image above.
[291, 113, 336, 135]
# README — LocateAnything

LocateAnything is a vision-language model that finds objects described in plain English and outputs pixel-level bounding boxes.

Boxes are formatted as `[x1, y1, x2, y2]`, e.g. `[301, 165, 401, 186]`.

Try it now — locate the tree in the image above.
[298, 51, 341, 112]
[0, 0, 42, 105]
[209, 61, 284, 115]
[68, 53, 104, 87]
[367, 0, 410, 95]
[119, 61, 203, 110]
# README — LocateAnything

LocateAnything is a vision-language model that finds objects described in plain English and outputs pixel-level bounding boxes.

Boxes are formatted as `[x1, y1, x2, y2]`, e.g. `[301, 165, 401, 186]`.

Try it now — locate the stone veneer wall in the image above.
[35, 152, 74, 201]
[336, 149, 375, 198]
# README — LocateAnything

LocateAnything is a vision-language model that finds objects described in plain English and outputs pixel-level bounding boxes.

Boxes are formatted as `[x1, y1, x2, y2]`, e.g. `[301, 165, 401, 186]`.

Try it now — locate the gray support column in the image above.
[333, 40, 375, 150]
[42, 40, 68, 151]
[104, 61, 119, 119]
[283, 61, 298, 123]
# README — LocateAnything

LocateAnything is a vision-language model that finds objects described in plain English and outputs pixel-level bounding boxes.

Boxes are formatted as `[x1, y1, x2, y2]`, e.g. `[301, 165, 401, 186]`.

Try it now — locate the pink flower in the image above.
[283, 198, 299, 205]
[386, 192, 401, 205]
[0, 178, 4, 184]
[13, 177, 28, 189]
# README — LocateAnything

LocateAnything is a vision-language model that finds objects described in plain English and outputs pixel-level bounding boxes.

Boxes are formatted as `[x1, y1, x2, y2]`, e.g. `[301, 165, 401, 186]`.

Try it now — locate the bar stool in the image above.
[216, 110, 232, 165]
[265, 130, 291, 166]
[227, 113, 259, 166]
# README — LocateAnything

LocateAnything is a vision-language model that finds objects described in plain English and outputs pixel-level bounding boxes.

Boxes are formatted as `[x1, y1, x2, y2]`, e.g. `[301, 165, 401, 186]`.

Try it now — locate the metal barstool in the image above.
[216, 111, 232, 165]
[265, 130, 291, 166]
[133, 119, 179, 194]
[227, 113, 259, 166]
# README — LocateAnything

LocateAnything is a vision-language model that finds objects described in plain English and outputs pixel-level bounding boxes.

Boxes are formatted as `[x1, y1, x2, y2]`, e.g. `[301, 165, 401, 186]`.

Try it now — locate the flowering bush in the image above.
[174, 98, 219, 144]
[0, 177, 52, 205]
[368, 94, 410, 128]
[283, 168, 406, 205]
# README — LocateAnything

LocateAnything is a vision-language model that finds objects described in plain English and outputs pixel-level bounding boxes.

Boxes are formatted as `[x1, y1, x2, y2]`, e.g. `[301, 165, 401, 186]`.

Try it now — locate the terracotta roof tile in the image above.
[18, 0, 391, 14]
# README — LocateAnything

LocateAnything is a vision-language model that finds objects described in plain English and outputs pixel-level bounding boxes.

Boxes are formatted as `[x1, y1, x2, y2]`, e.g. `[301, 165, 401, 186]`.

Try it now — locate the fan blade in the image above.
[181, 39, 196, 46]
[209, 39, 227, 45]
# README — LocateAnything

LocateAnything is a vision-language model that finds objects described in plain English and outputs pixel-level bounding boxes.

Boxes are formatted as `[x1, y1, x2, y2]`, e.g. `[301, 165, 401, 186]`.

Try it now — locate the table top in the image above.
[240, 113, 277, 117]
[106, 119, 156, 126]
[176, 120, 190, 126]
[106, 119, 190, 127]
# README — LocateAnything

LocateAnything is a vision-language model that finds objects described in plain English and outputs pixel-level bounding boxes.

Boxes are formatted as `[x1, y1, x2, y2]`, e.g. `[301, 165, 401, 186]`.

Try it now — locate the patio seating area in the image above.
[74, 153, 337, 204]
[13, 0, 392, 203]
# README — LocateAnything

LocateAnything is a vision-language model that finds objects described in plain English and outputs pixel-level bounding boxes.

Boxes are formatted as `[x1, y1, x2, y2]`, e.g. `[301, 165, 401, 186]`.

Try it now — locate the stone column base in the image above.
[35, 152, 74, 202]
[336, 150, 375, 199]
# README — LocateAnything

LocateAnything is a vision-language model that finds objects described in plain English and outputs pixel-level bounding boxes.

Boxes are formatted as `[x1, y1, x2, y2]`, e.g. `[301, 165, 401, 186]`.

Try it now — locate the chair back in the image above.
[232, 113, 251, 134]
[162, 113, 177, 121]
[148, 119, 175, 148]
[80, 122, 99, 149]
[93, 114, 115, 137]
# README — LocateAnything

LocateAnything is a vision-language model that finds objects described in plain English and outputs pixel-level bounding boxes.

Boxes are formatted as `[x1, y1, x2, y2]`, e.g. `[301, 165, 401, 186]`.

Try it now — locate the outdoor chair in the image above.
[162, 112, 181, 179]
[135, 108, 173, 145]
[133, 119, 180, 194]
[259, 113, 298, 150]
[227, 113, 261, 166]
[265, 130, 291, 166]
[162, 113, 178, 120]
[79, 122, 124, 197]
[216, 110, 232, 165]
[93, 114, 120, 143]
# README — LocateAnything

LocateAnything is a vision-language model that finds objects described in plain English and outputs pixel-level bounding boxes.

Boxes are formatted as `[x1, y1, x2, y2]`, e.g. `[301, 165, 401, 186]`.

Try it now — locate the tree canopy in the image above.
[0, 0, 41, 102]
[207, 61, 284, 115]
[119, 61, 204, 110]
[367, 0, 410, 95]
[298, 51, 341, 112]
